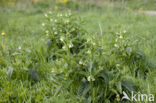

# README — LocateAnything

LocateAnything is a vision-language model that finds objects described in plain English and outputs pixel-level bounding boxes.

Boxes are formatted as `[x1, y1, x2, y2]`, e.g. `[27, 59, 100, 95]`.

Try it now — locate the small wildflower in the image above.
[69, 42, 73, 48]
[65, 19, 69, 23]
[45, 30, 49, 34]
[87, 75, 95, 82]
[87, 50, 91, 54]
[87, 76, 91, 81]
[18, 46, 21, 50]
[116, 64, 120, 67]
[55, 5, 58, 10]
[46, 34, 49, 36]
[116, 94, 120, 98]
[62, 46, 66, 50]
[119, 35, 123, 39]
[60, 36, 64, 41]
[79, 61, 83, 65]
[86, 37, 91, 42]
[51, 70, 55, 73]
[114, 44, 118, 48]
[44, 14, 48, 17]
[1, 32, 5, 36]
[50, 19, 53, 22]
[54, 32, 57, 35]
[42, 23, 45, 26]
[54, 19, 57, 22]
[116, 94, 120, 101]
[60, 14, 63, 17]
[123, 30, 127, 33]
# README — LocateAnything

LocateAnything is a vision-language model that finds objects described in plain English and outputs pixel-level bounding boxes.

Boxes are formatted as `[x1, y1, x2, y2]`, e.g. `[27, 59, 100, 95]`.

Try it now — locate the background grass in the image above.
[0, 0, 156, 102]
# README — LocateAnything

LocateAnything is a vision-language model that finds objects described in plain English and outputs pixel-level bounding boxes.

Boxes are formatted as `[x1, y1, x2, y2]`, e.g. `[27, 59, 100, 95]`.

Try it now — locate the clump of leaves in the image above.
[43, 12, 141, 103]
[112, 31, 150, 77]
[43, 11, 90, 60]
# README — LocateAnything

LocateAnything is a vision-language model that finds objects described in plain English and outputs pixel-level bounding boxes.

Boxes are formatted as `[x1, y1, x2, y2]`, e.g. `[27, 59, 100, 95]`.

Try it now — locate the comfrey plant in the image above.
[42, 12, 154, 103]
[112, 31, 151, 78]
[42, 11, 89, 60]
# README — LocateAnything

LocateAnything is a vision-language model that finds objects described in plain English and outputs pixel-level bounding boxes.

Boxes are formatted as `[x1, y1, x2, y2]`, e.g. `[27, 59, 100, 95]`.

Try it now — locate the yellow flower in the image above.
[63, 0, 68, 3]
[116, 94, 120, 101]
[33, 0, 39, 3]
[86, 37, 91, 42]
[127, 7, 130, 11]
[1, 32, 5, 36]
[55, 6, 58, 10]
[116, 94, 120, 98]
[2, 44, 5, 48]
[58, 0, 68, 3]
[7, 2, 14, 6]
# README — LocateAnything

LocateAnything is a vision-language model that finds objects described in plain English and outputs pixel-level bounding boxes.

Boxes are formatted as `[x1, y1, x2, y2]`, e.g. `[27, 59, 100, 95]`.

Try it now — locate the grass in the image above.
[0, 1, 156, 103]
[125, 0, 156, 10]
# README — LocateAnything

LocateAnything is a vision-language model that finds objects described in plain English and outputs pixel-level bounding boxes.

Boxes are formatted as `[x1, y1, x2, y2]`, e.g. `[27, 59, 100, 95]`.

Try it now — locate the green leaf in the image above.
[126, 47, 132, 56]
[7, 66, 13, 79]
[98, 70, 109, 85]
[29, 69, 40, 82]
[87, 96, 92, 103]
[122, 81, 134, 92]
[77, 78, 91, 96]
[54, 86, 62, 96]
[105, 99, 110, 103]
[87, 62, 93, 73]
[116, 82, 122, 94]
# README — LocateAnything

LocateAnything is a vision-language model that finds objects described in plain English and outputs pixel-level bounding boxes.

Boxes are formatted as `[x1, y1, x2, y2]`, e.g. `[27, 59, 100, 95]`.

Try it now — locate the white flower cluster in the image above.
[60, 36, 64, 41]
[42, 23, 45, 26]
[45, 30, 49, 36]
[44, 14, 48, 17]
[114, 30, 127, 48]
[79, 60, 86, 65]
[87, 75, 95, 82]
[69, 42, 73, 48]
[87, 50, 91, 54]
[57, 13, 63, 17]
[64, 19, 70, 24]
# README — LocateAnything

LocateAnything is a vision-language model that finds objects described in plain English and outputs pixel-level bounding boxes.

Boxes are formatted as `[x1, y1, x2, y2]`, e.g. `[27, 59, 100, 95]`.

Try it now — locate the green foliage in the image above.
[44, 12, 88, 57]
[0, 1, 156, 102]
[42, 11, 155, 103]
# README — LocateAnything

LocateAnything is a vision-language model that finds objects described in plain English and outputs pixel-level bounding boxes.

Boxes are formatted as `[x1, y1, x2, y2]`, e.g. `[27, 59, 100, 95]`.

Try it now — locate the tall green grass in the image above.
[0, 1, 156, 103]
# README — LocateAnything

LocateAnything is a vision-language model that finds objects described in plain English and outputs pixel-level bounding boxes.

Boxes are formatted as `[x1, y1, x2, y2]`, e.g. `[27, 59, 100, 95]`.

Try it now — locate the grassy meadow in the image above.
[0, 0, 156, 103]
